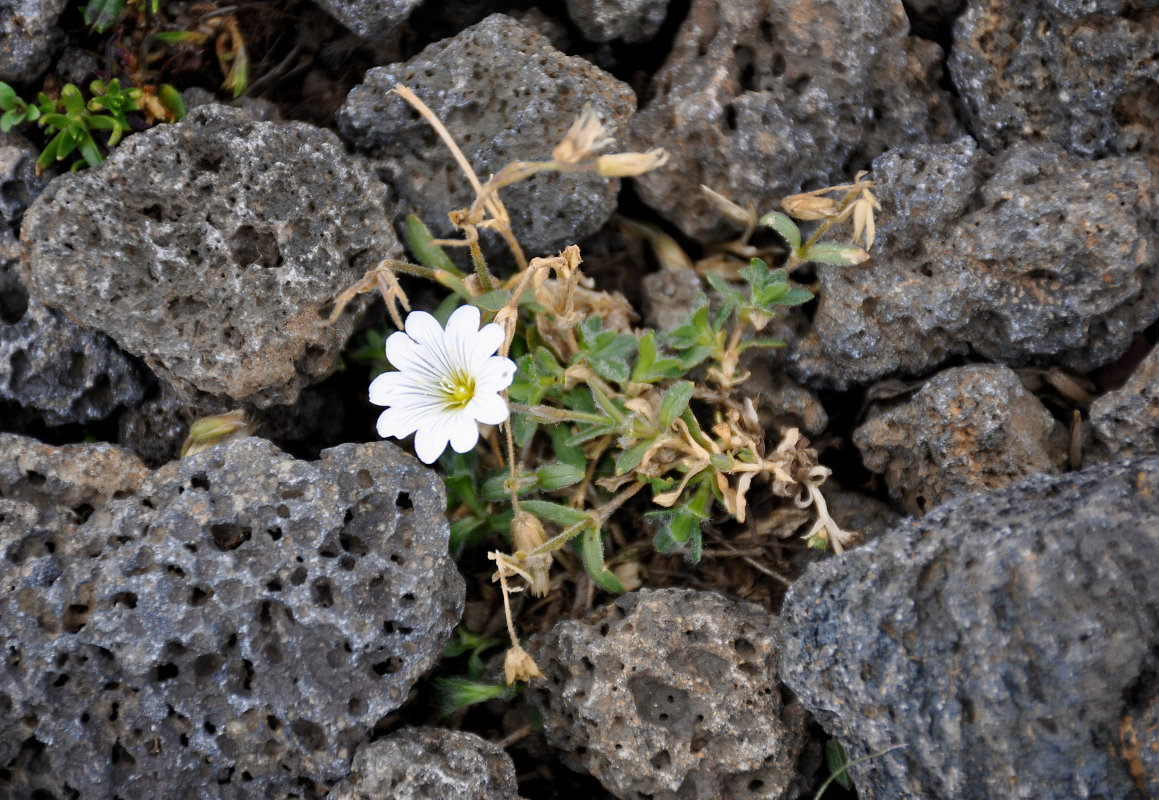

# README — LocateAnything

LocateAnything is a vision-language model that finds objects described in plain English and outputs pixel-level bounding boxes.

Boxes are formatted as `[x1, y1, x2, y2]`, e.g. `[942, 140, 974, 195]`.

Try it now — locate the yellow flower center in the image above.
[440, 369, 476, 410]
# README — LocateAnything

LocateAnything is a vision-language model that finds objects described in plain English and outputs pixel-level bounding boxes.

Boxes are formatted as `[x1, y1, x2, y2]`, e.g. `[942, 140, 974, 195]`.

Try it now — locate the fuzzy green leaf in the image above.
[803, 243, 869, 266]
[582, 527, 626, 593]
[614, 439, 652, 476]
[535, 462, 585, 491]
[519, 500, 589, 527]
[761, 211, 802, 252]
[473, 289, 511, 313]
[659, 380, 694, 428]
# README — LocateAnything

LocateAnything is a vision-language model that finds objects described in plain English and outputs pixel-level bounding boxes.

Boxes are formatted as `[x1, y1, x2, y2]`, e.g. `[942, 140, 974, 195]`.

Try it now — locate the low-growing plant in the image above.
[0, 77, 184, 172]
[331, 85, 881, 684]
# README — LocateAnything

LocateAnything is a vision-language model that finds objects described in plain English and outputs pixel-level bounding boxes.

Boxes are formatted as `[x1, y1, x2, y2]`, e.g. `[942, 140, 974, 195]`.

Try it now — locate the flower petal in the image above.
[403, 310, 446, 349]
[475, 356, 517, 393]
[376, 403, 432, 440]
[369, 370, 414, 407]
[448, 411, 481, 453]
[467, 322, 505, 364]
[413, 411, 455, 464]
[444, 304, 482, 345]
[467, 391, 509, 426]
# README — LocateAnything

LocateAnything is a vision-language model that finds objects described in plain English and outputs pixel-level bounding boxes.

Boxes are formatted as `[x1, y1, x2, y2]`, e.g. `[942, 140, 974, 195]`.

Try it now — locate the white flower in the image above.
[369, 305, 516, 464]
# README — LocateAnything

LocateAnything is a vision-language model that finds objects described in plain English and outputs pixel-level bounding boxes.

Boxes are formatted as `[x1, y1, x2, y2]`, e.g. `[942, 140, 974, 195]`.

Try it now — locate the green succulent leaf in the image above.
[518, 500, 589, 528]
[760, 211, 802, 252]
[581, 526, 626, 593]
[802, 243, 869, 266]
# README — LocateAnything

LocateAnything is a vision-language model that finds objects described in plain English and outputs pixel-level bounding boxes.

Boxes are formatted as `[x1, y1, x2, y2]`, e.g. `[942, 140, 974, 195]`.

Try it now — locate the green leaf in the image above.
[84, 0, 125, 32]
[0, 83, 15, 107]
[473, 289, 511, 313]
[152, 30, 205, 44]
[677, 345, 712, 370]
[406, 214, 464, 276]
[54, 130, 78, 161]
[581, 527, 626, 593]
[803, 243, 870, 266]
[737, 337, 786, 353]
[614, 439, 651, 476]
[0, 108, 19, 132]
[704, 271, 746, 310]
[535, 462, 584, 491]
[659, 380, 695, 428]
[760, 211, 802, 252]
[37, 136, 58, 170]
[631, 330, 684, 383]
[519, 500, 589, 527]
[824, 740, 852, 790]
[61, 84, 85, 117]
[77, 131, 102, 167]
[548, 425, 587, 471]
[449, 515, 486, 558]
[159, 84, 186, 121]
[511, 412, 538, 448]
[480, 471, 537, 502]
[565, 422, 619, 447]
[776, 287, 814, 306]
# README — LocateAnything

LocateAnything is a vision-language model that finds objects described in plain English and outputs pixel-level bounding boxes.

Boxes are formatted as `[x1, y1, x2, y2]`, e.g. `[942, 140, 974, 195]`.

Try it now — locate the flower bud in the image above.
[181, 410, 254, 458]
[782, 194, 842, 221]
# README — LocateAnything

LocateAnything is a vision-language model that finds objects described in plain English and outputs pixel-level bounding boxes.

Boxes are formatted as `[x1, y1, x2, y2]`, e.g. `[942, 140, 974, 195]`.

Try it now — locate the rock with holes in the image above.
[116, 379, 347, 467]
[312, 0, 422, 40]
[779, 457, 1159, 800]
[2, 136, 146, 426]
[0, 0, 67, 82]
[19, 103, 399, 408]
[627, 0, 960, 242]
[529, 588, 812, 800]
[337, 13, 636, 257]
[1091, 343, 1159, 458]
[0, 436, 464, 799]
[790, 139, 1159, 389]
[949, 0, 1159, 176]
[330, 728, 523, 800]
[854, 364, 1068, 515]
[565, 0, 670, 42]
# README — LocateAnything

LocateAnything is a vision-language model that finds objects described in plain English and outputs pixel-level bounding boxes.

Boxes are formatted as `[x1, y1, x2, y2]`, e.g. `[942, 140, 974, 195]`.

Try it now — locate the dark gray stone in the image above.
[530, 588, 812, 800]
[791, 140, 1159, 388]
[20, 104, 399, 408]
[0, 436, 464, 799]
[331, 728, 523, 800]
[0, 0, 67, 83]
[854, 364, 1068, 515]
[337, 13, 636, 257]
[779, 457, 1159, 800]
[949, 0, 1159, 174]
[3, 135, 145, 426]
[565, 0, 670, 42]
[629, 0, 960, 242]
[313, 0, 422, 40]
[1091, 344, 1159, 458]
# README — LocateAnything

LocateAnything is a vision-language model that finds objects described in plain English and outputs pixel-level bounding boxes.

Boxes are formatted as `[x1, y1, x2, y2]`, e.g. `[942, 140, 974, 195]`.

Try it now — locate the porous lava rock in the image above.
[628, 0, 960, 241]
[854, 364, 1068, 514]
[950, 0, 1159, 176]
[2, 133, 145, 426]
[779, 457, 1159, 800]
[0, 0, 67, 83]
[313, 0, 423, 40]
[1091, 343, 1159, 458]
[0, 436, 464, 799]
[330, 728, 523, 800]
[337, 13, 636, 256]
[530, 588, 811, 800]
[20, 103, 399, 408]
[791, 139, 1159, 388]
[565, 0, 670, 42]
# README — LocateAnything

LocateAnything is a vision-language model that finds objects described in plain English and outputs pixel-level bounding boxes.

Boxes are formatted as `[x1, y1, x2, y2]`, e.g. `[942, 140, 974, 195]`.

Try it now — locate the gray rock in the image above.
[2, 136, 145, 426]
[331, 728, 523, 800]
[791, 140, 1159, 388]
[1091, 344, 1159, 458]
[529, 588, 811, 800]
[0, 436, 464, 799]
[20, 104, 399, 408]
[0, 0, 67, 83]
[641, 268, 703, 331]
[116, 380, 346, 467]
[629, 0, 961, 242]
[565, 0, 670, 42]
[949, 0, 1159, 172]
[337, 13, 637, 257]
[854, 364, 1068, 514]
[779, 457, 1159, 800]
[0, 132, 43, 235]
[313, 0, 422, 41]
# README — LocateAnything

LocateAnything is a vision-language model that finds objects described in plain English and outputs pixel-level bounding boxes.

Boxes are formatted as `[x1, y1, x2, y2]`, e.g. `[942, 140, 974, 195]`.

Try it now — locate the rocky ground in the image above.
[3, 0, 1159, 798]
